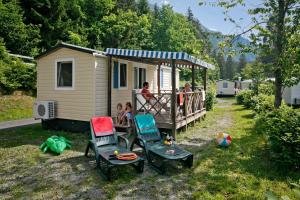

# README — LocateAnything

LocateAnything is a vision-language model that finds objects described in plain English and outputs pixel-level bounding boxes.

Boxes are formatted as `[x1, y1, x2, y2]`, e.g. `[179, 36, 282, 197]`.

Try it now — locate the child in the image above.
[122, 102, 133, 126]
[116, 103, 124, 125]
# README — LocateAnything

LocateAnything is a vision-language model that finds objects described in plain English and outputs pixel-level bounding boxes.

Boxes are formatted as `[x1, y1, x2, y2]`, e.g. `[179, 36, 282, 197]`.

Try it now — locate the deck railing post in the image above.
[132, 90, 137, 116]
[171, 59, 177, 139]
[203, 68, 207, 109]
[192, 65, 196, 118]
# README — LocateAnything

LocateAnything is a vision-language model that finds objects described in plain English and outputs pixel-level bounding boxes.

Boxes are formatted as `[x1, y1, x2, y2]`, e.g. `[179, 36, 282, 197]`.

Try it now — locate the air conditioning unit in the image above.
[34, 101, 56, 120]
[295, 98, 300, 105]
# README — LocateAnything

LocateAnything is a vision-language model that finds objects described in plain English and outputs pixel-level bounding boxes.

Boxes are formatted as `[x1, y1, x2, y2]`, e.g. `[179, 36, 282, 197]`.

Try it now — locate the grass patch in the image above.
[0, 98, 299, 199]
[187, 101, 300, 199]
[0, 95, 35, 122]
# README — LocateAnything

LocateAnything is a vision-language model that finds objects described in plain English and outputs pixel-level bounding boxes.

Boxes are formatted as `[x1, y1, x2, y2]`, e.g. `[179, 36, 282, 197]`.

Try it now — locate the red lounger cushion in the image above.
[91, 117, 114, 136]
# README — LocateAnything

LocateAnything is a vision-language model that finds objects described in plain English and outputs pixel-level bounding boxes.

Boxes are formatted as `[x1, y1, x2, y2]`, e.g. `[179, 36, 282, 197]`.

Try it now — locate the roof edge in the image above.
[34, 42, 105, 60]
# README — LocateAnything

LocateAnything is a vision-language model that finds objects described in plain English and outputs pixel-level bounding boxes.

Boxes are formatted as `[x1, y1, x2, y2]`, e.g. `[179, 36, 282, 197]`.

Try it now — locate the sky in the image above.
[148, 0, 262, 35]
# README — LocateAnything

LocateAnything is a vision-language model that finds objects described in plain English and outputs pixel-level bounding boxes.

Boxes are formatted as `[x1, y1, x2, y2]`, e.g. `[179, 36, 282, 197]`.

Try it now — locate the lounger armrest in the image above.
[117, 135, 129, 149]
[89, 140, 100, 155]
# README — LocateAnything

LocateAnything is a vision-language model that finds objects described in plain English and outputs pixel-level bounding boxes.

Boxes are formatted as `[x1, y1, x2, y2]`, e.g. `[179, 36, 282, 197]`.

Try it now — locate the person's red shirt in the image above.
[141, 88, 153, 100]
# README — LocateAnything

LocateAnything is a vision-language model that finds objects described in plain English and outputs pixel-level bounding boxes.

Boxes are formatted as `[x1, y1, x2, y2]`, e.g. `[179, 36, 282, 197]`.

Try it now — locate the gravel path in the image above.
[0, 118, 40, 130]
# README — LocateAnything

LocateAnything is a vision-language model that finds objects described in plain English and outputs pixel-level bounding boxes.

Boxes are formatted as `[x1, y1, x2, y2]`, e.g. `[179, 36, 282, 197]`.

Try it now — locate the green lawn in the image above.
[0, 98, 299, 199]
[0, 95, 35, 122]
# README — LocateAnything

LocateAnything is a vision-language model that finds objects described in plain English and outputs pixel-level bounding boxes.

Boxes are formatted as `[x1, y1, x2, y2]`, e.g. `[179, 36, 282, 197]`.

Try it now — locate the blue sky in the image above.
[148, 0, 262, 35]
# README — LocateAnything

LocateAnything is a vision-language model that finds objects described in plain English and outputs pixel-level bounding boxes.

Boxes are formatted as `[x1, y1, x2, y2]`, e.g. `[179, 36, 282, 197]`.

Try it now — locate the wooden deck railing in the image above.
[132, 90, 206, 129]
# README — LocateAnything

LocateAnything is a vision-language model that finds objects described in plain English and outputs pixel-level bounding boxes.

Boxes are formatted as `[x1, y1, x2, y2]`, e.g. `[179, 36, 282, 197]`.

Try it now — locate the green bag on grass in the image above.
[40, 136, 72, 154]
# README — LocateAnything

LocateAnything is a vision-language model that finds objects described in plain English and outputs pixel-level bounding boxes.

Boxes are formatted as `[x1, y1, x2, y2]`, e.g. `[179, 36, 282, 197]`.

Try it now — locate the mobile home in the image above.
[283, 82, 300, 105]
[35, 42, 214, 136]
[241, 79, 252, 90]
[216, 80, 236, 96]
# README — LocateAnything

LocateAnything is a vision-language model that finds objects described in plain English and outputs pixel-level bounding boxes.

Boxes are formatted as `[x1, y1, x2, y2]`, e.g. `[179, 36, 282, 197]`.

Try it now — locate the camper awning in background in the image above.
[105, 48, 215, 70]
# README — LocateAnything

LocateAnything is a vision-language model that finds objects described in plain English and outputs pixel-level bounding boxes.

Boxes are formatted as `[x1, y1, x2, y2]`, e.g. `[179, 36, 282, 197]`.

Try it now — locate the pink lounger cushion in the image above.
[91, 117, 114, 136]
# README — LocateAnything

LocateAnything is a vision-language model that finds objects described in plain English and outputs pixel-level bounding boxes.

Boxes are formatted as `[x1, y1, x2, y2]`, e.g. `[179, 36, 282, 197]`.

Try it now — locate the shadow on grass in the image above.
[241, 113, 256, 119]
[0, 124, 88, 152]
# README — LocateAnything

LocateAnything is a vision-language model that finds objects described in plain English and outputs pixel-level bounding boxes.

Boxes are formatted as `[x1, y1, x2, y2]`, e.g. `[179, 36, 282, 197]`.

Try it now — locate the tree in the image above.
[199, 0, 300, 108]
[152, 5, 205, 55]
[216, 52, 226, 79]
[186, 7, 211, 54]
[187, 7, 194, 21]
[238, 54, 246, 73]
[20, 0, 85, 50]
[0, 1, 40, 56]
[115, 0, 137, 11]
[137, 0, 150, 15]
[100, 10, 152, 49]
[225, 55, 234, 80]
[242, 62, 266, 95]
[153, 3, 159, 18]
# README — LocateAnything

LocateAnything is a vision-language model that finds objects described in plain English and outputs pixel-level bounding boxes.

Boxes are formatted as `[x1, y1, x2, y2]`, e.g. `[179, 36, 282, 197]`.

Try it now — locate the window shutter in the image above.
[113, 61, 119, 88]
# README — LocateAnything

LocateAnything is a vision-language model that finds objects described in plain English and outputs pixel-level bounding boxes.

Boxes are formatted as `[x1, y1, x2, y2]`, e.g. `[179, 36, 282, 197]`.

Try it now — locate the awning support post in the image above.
[171, 59, 177, 139]
[157, 63, 161, 94]
[203, 68, 207, 91]
[192, 65, 195, 91]
[107, 56, 112, 116]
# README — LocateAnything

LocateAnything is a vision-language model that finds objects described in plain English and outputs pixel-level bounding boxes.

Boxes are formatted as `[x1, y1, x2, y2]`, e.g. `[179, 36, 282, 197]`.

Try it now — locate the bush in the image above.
[206, 89, 216, 111]
[258, 83, 274, 96]
[0, 59, 36, 94]
[256, 106, 300, 168]
[251, 94, 275, 114]
[0, 39, 36, 95]
[236, 90, 255, 108]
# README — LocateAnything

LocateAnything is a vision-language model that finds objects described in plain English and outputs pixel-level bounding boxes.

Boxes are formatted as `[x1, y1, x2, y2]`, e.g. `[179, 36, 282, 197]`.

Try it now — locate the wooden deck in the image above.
[133, 90, 206, 130]
[155, 110, 206, 129]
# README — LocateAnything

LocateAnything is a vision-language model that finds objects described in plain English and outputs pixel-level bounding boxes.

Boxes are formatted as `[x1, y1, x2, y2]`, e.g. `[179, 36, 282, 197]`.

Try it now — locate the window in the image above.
[223, 82, 228, 88]
[120, 63, 127, 87]
[134, 67, 146, 89]
[160, 68, 164, 88]
[113, 61, 127, 89]
[55, 59, 74, 90]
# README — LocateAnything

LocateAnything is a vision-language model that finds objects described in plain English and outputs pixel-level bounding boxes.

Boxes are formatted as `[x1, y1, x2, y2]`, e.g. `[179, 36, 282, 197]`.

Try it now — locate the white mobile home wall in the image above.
[216, 80, 235, 96]
[283, 82, 300, 105]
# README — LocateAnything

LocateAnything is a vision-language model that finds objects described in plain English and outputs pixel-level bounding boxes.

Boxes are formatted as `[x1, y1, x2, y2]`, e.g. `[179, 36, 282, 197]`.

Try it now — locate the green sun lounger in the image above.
[85, 116, 144, 180]
[131, 114, 193, 174]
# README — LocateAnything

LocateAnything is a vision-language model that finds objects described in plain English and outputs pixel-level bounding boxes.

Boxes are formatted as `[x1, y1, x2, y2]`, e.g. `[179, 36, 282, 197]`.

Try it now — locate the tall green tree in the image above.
[199, 0, 300, 107]
[152, 5, 205, 55]
[242, 62, 266, 95]
[0, 1, 40, 56]
[115, 0, 137, 11]
[137, 0, 150, 15]
[237, 54, 246, 73]
[99, 10, 152, 49]
[20, 0, 86, 50]
[225, 55, 234, 80]
[216, 52, 226, 79]
[186, 7, 211, 53]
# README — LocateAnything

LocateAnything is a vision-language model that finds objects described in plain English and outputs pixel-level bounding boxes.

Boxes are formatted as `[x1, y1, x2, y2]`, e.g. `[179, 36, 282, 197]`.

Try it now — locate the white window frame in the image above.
[117, 60, 128, 90]
[223, 82, 228, 89]
[132, 63, 147, 89]
[55, 58, 75, 90]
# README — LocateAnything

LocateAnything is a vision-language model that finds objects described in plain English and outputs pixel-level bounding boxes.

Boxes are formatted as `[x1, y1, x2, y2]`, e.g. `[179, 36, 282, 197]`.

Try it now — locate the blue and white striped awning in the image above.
[105, 48, 215, 69]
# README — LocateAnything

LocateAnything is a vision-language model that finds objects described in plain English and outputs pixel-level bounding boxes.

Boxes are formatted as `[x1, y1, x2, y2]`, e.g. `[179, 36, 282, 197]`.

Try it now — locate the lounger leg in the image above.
[85, 142, 90, 157]
[148, 151, 166, 174]
[183, 154, 193, 168]
[98, 156, 111, 181]
[133, 160, 144, 173]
